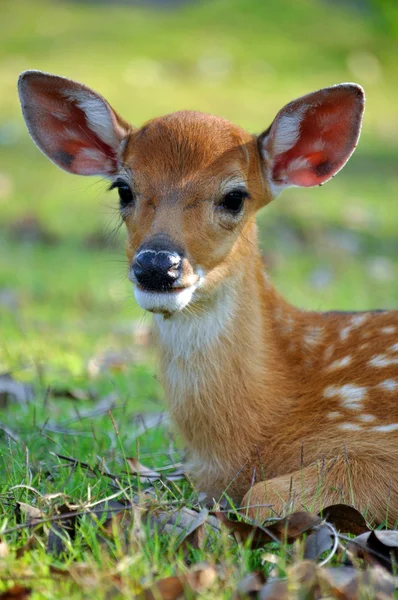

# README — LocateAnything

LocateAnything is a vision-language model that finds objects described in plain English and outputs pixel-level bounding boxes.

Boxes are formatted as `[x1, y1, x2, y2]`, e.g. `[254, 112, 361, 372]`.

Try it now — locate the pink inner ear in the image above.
[270, 86, 364, 188]
[20, 75, 121, 176]
[35, 91, 117, 175]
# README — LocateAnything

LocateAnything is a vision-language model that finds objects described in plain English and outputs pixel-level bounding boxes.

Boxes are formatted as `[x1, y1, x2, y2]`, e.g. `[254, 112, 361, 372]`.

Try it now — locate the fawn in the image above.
[18, 71, 398, 525]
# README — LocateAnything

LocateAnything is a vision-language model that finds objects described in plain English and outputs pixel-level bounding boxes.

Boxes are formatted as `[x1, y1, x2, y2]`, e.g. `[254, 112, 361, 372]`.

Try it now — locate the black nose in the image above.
[132, 250, 182, 291]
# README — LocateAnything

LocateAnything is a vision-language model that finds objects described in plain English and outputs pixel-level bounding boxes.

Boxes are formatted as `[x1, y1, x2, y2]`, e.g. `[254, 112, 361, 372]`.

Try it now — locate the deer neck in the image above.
[153, 248, 295, 474]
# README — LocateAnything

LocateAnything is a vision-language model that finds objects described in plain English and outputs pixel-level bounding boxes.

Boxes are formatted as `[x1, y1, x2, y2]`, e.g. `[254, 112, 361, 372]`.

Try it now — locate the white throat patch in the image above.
[154, 283, 236, 359]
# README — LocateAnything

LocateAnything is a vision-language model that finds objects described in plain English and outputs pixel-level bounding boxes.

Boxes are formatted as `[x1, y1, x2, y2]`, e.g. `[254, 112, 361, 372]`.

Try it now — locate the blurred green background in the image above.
[1, 0, 397, 384]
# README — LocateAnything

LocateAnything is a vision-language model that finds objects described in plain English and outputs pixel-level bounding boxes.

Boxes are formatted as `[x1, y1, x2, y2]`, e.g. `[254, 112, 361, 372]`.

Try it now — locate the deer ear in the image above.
[18, 70, 131, 176]
[260, 83, 365, 197]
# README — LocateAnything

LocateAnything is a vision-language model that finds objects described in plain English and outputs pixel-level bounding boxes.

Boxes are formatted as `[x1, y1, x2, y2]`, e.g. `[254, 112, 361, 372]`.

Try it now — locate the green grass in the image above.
[0, 0, 398, 596]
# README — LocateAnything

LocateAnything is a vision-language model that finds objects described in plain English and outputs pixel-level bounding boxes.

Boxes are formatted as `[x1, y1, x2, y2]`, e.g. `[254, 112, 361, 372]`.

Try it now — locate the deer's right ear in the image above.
[18, 70, 131, 176]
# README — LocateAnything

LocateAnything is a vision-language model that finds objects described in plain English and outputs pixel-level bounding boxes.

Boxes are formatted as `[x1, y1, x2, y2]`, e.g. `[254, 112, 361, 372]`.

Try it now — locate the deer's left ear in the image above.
[259, 83, 365, 197]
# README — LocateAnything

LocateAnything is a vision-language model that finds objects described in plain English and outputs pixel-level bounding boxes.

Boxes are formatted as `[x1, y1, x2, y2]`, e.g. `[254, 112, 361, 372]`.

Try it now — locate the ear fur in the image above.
[259, 83, 365, 197]
[18, 70, 131, 176]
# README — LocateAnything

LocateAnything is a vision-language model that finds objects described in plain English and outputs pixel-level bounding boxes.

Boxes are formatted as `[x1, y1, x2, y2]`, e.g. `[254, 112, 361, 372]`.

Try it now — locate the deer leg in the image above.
[241, 456, 396, 526]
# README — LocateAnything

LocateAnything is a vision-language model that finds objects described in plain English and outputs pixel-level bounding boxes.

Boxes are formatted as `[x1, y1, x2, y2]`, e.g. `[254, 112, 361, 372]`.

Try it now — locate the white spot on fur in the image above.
[372, 424, 398, 433]
[340, 326, 352, 342]
[390, 343, 398, 353]
[358, 414, 376, 423]
[339, 423, 362, 431]
[350, 314, 368, 327]
[303, 326, 324, 348]
[327, 355, 352, 371]
[369, 354, 398, 368]
[323, 384, 367, 410]
[327, 411, 341, 419]
[381, 326, 395, 334]
[324, 346, 334, 361]
[378, 379, 398, 392]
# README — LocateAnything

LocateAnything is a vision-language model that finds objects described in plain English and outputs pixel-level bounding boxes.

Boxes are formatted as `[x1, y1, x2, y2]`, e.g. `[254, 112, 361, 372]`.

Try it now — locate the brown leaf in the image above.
[319, 565, 395, 599]
[143, 565, 216, 600]
[0, 586, 32, 600]
[258, 580, 288, 600]
[304, 524, 333, 560]
[347, 530, 398, 572]
[0, 374, 33, 407]
[270, 511, 322, 541]
[319, 504, 368, 535]
[15, 502, 42, 527]
[236, 572, 267, 598]
[175, 508, 208, 552]
[260, 561, 319, 600]
[215, 510, 321, 548]
[143, 576, 184, 600]
[0, 540, 9, 558]
[46, 503, 77, 556]
[15, 536, 38, 558]
[126, 457, 185, 483]
[48, 386, 93, 401]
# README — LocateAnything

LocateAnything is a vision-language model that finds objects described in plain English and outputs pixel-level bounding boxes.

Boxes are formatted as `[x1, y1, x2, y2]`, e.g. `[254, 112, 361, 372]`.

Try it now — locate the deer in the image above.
[18, 70, 398, 526]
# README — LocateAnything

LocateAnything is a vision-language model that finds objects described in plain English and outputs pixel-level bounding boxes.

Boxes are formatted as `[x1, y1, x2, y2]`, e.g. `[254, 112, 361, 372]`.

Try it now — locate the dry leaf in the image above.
[320, 504, 368, 535]
[15, 502, 42, 527]
[236, 572, 267, 598]
[0, 374, 33, 406]
[215, 510, 321, 548]
[144, 565, 216, 600]
[0, 540, 9, 558]
[319, 565, 395, 599]
[304, 524, 333, 560]
[15, 536, 38, 558]
[0, 586, 32, 600]
[347, 530, 398, 571]
[175, 508, 208, 552]
[48, 386, 93, 401]
[126, 457, 185, 483]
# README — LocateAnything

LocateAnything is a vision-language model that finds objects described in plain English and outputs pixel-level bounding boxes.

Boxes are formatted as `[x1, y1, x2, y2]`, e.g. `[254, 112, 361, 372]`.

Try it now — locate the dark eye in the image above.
[218, 189, 248, 213]
[109, 180, 134, 209]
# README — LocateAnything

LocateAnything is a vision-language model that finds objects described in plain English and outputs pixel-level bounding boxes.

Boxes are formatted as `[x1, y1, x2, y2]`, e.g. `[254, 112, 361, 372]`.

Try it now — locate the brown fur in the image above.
[121, 113, 398, 526]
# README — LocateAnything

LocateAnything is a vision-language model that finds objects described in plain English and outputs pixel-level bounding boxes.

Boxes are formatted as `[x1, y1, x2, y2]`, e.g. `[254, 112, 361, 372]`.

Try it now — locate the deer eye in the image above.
[218, 189, 248, 214]
[109, 180, 135, 209]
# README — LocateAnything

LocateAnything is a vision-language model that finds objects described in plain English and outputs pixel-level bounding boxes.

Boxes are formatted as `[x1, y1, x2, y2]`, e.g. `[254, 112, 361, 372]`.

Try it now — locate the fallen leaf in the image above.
[46, 503, 77, 556]
[271, 512, 322, 541]
[215, 510, 321, 548]
[48, 386, 93, 401]
[15, 536, 38, 558]
[0, 373, 33, 406]
[175, 508, 208, 552]
[236, 572, 267, 598]
[126, 457, 185, 483]
[0, 586, 31, 600]
[0, 540, 9, 558]
[319, 504, 368, 535]
[319, 565, 395, 599]
[347, 530, 398, 572]
[304, 524, 333, 560]
[15, 502, 42, 527]
[258, 580, 288, 600]
[143, 565, 217, 600]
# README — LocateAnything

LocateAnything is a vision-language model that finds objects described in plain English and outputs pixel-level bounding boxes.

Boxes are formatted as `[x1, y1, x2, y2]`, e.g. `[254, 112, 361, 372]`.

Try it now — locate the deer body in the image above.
[18, 71, 398, 524]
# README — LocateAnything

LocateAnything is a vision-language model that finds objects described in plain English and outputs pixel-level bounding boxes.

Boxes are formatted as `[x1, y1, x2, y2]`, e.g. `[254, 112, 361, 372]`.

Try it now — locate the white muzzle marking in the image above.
[134, 285, 197, 314]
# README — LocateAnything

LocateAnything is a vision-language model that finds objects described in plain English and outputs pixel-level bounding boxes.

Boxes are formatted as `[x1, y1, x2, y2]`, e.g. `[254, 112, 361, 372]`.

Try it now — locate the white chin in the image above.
[134, 286, 195, 314]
